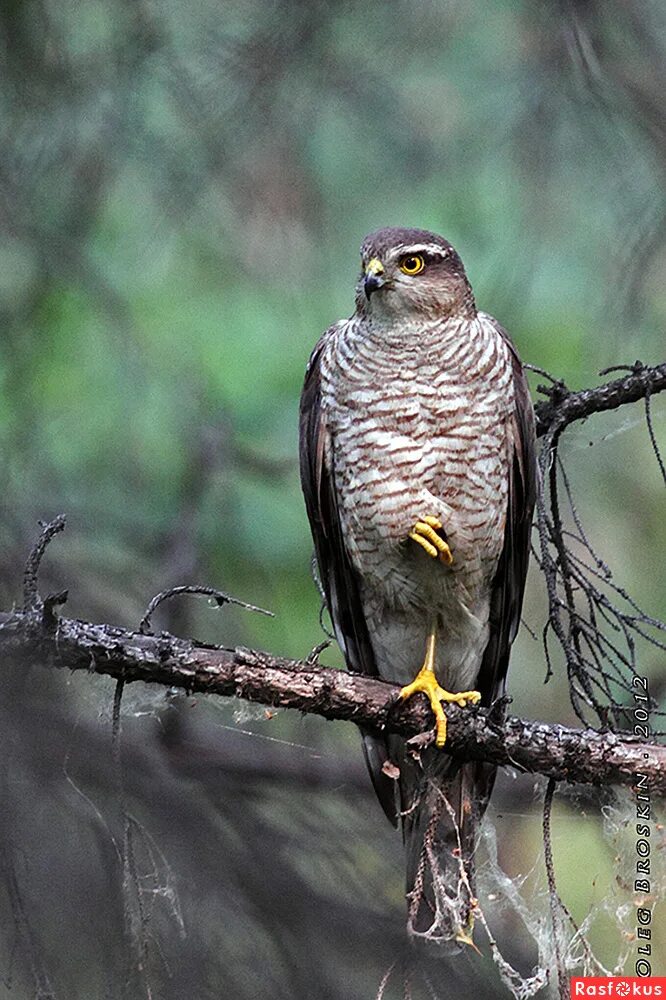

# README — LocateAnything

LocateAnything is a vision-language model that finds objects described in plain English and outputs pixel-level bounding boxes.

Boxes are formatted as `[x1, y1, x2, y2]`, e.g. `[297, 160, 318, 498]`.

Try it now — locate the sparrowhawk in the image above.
[299, 227, 536, 947]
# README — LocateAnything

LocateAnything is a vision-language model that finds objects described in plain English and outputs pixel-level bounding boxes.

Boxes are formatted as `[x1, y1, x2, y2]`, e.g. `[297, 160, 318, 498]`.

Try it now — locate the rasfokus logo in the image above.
[571, 979, 666, 997]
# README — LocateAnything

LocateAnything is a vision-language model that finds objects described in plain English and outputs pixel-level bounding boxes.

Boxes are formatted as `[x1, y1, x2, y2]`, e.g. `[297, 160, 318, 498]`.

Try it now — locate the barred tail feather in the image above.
[402, 757, 496, 950]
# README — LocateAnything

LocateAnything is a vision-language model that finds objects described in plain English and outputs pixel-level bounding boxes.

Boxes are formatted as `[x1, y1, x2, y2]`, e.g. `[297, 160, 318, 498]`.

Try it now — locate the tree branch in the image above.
[1, 609, 663, 793]
[534, 360, 666, 437]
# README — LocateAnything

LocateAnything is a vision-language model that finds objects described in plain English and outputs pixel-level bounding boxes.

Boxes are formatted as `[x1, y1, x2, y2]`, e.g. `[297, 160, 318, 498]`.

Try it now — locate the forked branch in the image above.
[533, 360, 666, 437]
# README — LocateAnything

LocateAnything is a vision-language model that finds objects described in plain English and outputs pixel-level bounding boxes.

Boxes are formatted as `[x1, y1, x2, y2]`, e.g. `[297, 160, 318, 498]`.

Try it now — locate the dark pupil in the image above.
[405, 257, 418, 270]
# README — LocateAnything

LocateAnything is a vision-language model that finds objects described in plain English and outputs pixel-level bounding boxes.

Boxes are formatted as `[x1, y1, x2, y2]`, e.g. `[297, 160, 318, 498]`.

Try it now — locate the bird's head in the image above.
[354, 227, 476, 323]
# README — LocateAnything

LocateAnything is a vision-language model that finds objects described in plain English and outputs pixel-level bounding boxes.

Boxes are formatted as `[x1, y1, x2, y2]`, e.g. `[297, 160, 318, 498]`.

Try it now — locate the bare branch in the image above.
[21, 514, 67, 612]
[534, 361, 666, 437]
[534, 360, 666, 729]
[0, 609, 663, 793]
[138, 584, 273, 635]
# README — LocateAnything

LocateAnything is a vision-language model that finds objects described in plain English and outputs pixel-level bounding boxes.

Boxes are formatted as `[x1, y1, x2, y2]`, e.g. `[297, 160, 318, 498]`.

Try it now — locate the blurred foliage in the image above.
[0, 0, 664, 997]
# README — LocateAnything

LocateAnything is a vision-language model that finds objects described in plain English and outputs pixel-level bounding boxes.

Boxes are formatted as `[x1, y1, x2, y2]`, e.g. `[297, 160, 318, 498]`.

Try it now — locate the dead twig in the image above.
[534, 360, 666, 437]
[21, 514, 66, 613]
[138, 584, 273, 635]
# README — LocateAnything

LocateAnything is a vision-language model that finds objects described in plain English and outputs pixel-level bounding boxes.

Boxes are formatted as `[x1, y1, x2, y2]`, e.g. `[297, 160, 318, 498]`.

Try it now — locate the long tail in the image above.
[400, 751, 496, 949]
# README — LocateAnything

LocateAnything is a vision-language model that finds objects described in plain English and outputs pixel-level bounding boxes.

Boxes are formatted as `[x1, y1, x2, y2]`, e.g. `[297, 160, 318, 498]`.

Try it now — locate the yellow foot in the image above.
[399, 636, 480, 747]
[408, 515, 453, 565]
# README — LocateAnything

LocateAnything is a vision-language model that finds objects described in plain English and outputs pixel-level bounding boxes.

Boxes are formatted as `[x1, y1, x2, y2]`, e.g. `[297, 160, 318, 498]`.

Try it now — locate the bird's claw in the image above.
[400, 663, 480, 748]
[408, 515, 453, 565]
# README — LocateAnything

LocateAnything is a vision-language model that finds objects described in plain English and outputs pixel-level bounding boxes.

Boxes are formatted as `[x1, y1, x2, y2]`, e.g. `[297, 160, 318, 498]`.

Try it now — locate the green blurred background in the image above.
[0, 1, 664, 997]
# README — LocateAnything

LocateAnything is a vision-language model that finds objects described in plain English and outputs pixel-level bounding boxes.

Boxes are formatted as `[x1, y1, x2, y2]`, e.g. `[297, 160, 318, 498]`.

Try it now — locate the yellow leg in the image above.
[399, 632, 481, 747]
[408, 515, 453, 565]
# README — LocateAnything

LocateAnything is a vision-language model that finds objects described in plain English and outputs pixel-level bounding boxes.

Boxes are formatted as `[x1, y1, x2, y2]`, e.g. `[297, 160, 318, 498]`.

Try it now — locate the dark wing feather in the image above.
[299, 329, 398, 824]
[477, 319, 537, 706]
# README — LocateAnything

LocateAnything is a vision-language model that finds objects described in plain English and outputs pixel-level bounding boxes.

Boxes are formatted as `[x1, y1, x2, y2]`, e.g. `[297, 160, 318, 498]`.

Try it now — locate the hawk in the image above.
[299, 227, 536, 946]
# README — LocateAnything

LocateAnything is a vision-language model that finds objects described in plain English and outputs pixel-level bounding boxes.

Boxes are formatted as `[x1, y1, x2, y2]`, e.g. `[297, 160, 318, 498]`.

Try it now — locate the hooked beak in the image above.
[364, 257, 386, 298]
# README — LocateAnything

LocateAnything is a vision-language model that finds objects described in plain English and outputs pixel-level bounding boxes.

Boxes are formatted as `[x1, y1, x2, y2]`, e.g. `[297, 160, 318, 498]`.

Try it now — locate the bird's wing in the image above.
[298, 327, 376, 678]
[299, 326, 399, 825]
[477, 315, 537, 706]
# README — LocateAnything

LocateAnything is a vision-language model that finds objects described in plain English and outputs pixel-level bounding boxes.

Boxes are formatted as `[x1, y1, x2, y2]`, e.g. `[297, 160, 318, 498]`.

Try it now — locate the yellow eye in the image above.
[399, 254, 425, 276]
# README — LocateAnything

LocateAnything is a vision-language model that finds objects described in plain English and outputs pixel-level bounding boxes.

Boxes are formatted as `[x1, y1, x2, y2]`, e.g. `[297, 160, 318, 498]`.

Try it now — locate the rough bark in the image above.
[533, 361, 666, 437]
[1, 609, 663, 794]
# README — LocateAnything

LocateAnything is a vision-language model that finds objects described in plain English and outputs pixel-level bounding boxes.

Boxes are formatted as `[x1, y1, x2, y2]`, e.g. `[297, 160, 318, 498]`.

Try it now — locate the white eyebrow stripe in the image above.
[392, 243, 450, 256]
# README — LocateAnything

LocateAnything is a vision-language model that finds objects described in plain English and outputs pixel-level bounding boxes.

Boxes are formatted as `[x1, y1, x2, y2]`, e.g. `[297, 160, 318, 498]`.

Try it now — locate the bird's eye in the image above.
[399, 254, 425, 276]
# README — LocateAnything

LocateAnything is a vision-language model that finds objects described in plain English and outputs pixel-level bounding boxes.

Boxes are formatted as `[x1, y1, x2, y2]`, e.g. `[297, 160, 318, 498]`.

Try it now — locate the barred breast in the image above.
[319, 311, 515, 688]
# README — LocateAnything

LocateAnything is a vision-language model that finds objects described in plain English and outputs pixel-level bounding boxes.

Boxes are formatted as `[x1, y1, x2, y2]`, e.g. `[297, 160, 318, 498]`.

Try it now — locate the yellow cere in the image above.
[365, 257, 385, 277]
[399, 253, 425, 275]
